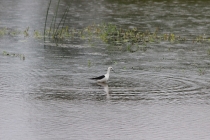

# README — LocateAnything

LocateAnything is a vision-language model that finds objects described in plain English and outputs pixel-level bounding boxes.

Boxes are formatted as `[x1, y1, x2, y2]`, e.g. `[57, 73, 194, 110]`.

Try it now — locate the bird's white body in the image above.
[90, 67, 114, 83]
[96, 73, 109, 83]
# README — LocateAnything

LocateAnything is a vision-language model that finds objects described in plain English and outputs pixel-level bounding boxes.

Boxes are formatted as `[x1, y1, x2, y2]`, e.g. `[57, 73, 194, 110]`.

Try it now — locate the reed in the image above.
[44, 0, 70, 42]
[44, 0, 52, 41]
[52, 0, 61, 37]
[54, 6, 69, 39]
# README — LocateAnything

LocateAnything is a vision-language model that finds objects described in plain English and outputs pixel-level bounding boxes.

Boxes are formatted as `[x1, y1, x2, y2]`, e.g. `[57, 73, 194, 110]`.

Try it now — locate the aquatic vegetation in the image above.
[44, 0, 70, 42]
[52, 0, 61, 36]
[40, 0, 210, 49]
[79, 23, 192, 48]
[88, 60, 91, 67]
[207, 49, 210, 55]
[1, 0, 210, 53]
[198, 68, 206, 75]
[2, 51, 25, 60]
[1, 5, 210, 53]
[33, 30, 42, 38]
[44, 0, 52, 41]
[0, 27, 27, 37]
[1, 23, 210, 49]
[195, 34, 208, 43]
[23, 27, 29, 37]
[10, 29, 21, 36]
[0, 27, 7, 36]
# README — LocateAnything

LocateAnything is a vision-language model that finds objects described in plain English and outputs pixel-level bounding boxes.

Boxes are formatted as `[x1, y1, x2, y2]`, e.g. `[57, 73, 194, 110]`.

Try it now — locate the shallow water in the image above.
[1, 0, 210, 140]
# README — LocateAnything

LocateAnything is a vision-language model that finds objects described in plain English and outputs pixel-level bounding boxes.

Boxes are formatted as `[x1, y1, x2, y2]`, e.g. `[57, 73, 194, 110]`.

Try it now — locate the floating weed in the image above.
[0, 28, 21, 36]
[170, 33, 175, 42]
[23, 27, 29, 37]
[126, 43, 132, 52]
[88, 60, 91, 67]
[34, 30, 42, 38]
[139, 45, 147, 52]
[2, 51, 25, 60]
[0, 27, 7, 36]
[3, 51, 9, 55]
[207, 49, 210, 55]
[20, 54, 25, 60]
[42, 22, 210, 50]
[10, 29, 21, 36]
[1, 22, 210, 51]
[194, 34, 209, 43]
[113, 61, 118, 65]
[198, 68, 206, 75]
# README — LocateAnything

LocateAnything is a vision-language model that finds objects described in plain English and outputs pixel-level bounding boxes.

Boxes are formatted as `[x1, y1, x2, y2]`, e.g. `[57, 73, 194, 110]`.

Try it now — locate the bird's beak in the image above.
[112, 69, 115, 73]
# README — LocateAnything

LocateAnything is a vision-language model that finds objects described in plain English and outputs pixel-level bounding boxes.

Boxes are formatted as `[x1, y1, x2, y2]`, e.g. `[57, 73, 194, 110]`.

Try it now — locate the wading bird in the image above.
[90, 67, 114, 83]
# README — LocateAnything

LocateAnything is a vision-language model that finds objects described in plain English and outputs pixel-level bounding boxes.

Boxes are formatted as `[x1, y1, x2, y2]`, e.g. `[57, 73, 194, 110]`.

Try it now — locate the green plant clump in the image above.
[2, 51, 25, 60]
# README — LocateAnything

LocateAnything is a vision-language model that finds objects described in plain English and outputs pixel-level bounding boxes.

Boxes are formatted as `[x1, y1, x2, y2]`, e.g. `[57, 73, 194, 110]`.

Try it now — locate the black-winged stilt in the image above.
[90, 67, 114, 83]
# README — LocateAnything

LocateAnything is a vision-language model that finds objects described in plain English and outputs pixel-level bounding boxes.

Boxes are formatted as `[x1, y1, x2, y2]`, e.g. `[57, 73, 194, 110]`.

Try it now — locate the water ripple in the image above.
[108, 71, 210, 103]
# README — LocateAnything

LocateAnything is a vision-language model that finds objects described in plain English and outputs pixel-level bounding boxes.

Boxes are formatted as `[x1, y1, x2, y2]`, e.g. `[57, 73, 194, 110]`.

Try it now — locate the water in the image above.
[0, 0, 210, 140]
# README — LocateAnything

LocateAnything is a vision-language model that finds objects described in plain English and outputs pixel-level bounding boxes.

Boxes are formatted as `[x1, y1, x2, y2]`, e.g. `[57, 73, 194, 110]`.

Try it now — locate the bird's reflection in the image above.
[97, 82, 110, 99]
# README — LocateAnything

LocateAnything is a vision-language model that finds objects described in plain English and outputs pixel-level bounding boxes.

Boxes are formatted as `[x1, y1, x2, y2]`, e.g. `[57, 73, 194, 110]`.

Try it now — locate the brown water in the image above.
[0, 0, 210, 140]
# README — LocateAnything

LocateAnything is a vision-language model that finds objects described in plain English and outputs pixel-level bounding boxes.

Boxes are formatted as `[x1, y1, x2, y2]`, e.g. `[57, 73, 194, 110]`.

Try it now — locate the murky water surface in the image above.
[1, 0, 210, 140]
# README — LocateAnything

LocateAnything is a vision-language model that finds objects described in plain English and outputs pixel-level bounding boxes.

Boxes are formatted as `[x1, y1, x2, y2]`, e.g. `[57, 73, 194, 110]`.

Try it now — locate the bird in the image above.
[90, 67, 114, 83]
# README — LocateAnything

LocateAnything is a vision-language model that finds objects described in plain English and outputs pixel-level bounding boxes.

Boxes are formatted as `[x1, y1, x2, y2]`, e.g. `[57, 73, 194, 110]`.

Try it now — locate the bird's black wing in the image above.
[90, 75, 105, 80]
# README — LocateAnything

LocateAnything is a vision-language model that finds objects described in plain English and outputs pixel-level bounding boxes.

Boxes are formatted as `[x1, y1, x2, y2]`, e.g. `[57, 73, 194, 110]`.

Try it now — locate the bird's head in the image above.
[108, 67, 115, 72]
